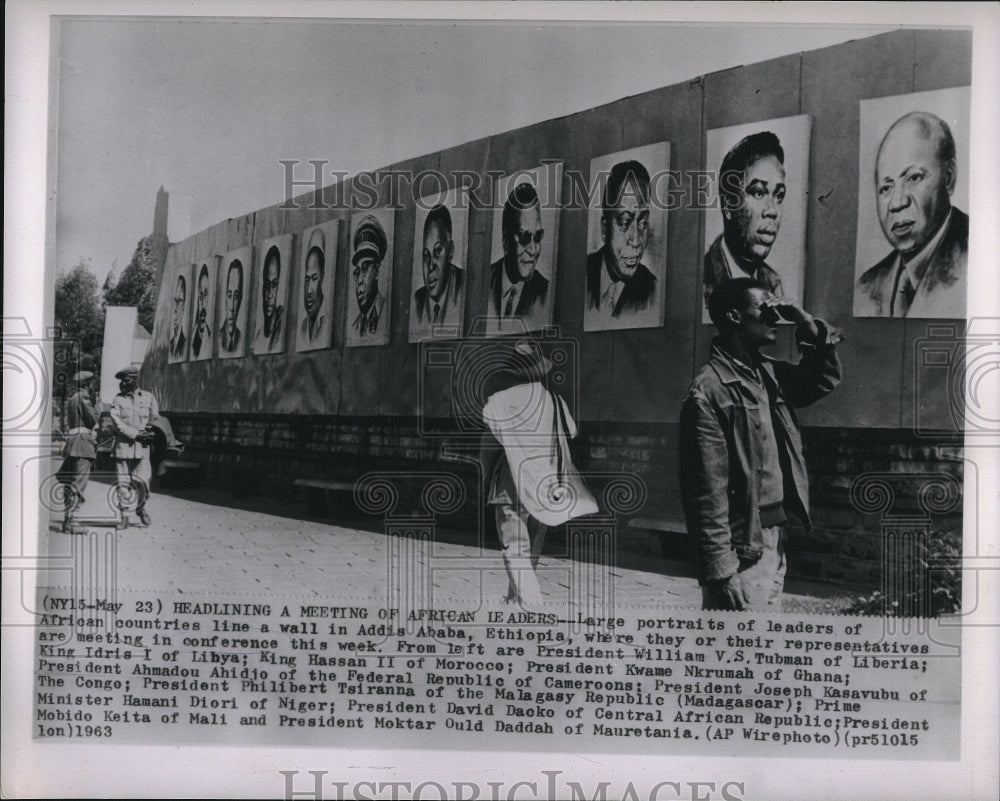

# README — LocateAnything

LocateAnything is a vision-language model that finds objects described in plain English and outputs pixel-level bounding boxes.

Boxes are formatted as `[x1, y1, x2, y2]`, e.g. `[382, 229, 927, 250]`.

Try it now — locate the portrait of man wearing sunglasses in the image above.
[489, 182, 549, 328]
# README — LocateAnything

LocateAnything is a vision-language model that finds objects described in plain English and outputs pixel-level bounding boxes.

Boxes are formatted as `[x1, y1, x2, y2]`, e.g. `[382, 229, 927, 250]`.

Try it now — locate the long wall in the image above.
[143, 29, 970, 587]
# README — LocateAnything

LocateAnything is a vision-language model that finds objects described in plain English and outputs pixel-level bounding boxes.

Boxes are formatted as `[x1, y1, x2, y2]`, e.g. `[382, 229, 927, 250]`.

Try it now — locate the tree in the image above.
[55, 258, 104, 354]
[53, 259, 104, 423]
[103, 234, 157, 331]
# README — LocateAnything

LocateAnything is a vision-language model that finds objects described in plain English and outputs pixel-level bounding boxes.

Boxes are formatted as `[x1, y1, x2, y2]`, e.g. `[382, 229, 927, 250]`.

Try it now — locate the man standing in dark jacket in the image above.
[679, 278, 842, 610]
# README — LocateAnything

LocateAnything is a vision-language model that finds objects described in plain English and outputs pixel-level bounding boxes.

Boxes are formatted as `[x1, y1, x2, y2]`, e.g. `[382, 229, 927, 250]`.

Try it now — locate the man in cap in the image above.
[489, 183, 549, 329]
[300, 228, 328, 346]
[704, 132, 787, 311]
[479, 340, 598, 604]
[351, 215, 388, 337]
[586, 160, 658, 319]
[109, 365, 160, 527]
[57, 370, 98, 533]
[414, 204, 464, 328]
[856, 111, 967, 318]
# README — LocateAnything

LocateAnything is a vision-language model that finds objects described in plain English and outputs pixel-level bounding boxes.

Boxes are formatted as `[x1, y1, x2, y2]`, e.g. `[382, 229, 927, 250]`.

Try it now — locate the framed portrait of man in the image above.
[345, 208, 394, 348]
[487, 161, 562, 337]
[295, 220, 339, 353]
[584, 143, 670, 332]
[217, 246, 251, 359]
[251, 233, 293, 355]
[701, 114, 811, 323]
[166, 263, 191, 363]
[852, 86, 970, 319]
[188, 256, 217, 362]
[408, 186, 469, 342]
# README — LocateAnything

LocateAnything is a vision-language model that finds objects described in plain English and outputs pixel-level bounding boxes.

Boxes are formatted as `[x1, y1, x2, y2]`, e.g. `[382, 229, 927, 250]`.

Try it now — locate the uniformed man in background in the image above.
[57, 370, 98, 533]
[109, 365, 160, 527]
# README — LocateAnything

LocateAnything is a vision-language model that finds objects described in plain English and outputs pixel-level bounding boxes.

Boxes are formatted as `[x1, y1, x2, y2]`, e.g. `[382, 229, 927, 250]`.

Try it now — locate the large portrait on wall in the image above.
[251, 233, 292, 355]
[189, 256, 217, 361]
[853, 86, 970, 319]
[702, 114, 811, 322]
[345, 208, 394, 348]
[166, 263, 191, 363]
[295, 220, 339, 353]
[409, 186, 469, 342]
[487, 162, 562, 337]
[584, 143, 670, 331]
[217, 246, 251, 359]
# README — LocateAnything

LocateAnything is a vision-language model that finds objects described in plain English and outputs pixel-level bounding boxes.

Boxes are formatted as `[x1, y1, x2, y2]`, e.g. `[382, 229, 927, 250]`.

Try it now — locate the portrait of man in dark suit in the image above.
[414, 204, 464, 328]
[190, 262, 212, 360]
[855, 111, 967, 318]
[168, 273, 188, 361]
[489, 182, 549, 328]
[219, 258, 243, 354]
[253, 243, 285, 354]
[704, 131, 786, 311]
[586, 160, 657, 319]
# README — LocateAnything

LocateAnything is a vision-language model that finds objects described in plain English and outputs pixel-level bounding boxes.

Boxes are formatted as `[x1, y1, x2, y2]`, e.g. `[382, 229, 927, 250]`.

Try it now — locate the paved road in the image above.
[41, 469, 854, 614]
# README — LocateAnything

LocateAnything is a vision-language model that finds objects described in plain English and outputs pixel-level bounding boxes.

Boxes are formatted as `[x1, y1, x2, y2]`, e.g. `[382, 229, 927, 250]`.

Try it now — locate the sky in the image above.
[52, 16, 899, 284]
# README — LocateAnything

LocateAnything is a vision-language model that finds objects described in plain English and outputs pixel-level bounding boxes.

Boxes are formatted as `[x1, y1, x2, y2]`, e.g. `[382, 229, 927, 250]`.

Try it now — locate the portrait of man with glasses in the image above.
[489, 181, 551, 333]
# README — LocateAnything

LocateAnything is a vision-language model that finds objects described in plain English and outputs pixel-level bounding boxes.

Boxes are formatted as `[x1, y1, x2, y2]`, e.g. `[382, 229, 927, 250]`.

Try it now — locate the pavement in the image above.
[41, 464, 857, 614]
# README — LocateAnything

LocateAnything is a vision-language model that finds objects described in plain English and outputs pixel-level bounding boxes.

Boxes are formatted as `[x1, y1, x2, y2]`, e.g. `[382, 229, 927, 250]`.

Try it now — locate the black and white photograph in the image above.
[409, 187, 469, 341]
[295, 220, 338, 353]
[584, 143, 670, 331]
[217, 246, 251, 359]
[487, 162, 562, 336]
[346, 208, 394, 347]
[188, 256, 217, 362]
[166, 264, 190, 363]
[702, 115, 811, 322]
[5, 5, 999, 801]
[251, 234, 292, 355]
[853, 87, 971, 318]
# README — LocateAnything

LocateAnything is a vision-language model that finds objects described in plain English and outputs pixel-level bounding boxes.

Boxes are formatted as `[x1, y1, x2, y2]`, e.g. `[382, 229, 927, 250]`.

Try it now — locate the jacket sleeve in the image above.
[773, 318, 842, 408]
[679, 391, 740, 582]
[79, 396, 98, 429]
[149, 392, 160, 423]
[109, 397, 139, 440]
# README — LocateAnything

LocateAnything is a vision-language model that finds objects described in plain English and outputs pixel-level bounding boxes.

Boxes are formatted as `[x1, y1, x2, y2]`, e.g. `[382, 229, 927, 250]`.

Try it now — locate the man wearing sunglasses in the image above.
[586, 160, 657, 319]
[489, 182, 549, 327]
[680, 278, 842, 612]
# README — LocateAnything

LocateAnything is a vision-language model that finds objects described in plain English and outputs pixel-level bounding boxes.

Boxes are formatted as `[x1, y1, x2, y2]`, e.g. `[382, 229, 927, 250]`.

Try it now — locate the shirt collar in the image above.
[710, 338, 772, 387]
[599, 253, 626, 309]
[897, 208, 952, 291]
[720, 237, 764, 281]
[501, 271, 522, 310]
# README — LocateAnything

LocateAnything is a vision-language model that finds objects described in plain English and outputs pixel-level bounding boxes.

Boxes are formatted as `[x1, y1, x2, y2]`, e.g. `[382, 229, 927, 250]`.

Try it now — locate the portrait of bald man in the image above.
[856, 110, 968, 318]
[168, 271, 188, 362]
